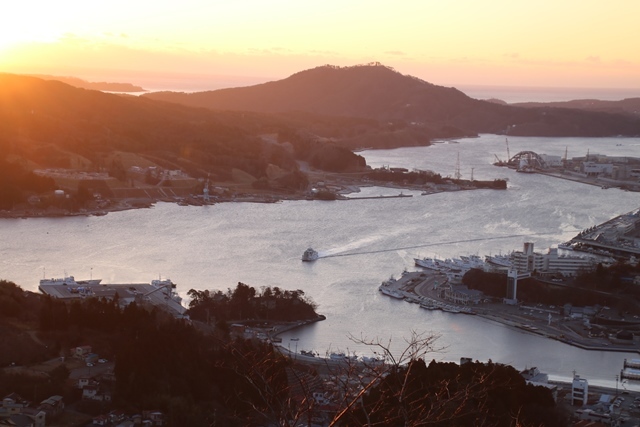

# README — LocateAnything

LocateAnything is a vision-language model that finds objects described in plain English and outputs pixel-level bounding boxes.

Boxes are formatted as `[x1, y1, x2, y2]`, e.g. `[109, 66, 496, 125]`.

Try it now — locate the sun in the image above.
[0, 27, 27, 52]
[0, 3, 73, 54]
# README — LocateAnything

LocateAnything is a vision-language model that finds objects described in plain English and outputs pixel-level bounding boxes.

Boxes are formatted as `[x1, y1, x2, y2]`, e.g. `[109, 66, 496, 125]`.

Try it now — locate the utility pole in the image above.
[454, 152, 462, 180]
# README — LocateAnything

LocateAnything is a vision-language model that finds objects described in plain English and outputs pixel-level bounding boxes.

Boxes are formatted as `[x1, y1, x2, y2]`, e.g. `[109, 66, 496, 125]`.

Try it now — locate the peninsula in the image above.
[2, 67, 638, 219]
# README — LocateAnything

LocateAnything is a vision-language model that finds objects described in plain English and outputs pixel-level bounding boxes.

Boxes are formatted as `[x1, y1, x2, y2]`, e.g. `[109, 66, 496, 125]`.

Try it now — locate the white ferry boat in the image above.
[485, 254, 512, 268]
[414, 257, 441, 270]
[302, 248, 319, 262]
[378, 285, 404, 299]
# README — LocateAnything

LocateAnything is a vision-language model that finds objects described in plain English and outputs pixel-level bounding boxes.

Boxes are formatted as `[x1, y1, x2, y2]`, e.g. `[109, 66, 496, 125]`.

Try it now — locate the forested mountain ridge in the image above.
[0, 73, 368, 209]
[143, 63, 640, 137]
[513, 97, 640, 117]
[28, 74, 146, 92]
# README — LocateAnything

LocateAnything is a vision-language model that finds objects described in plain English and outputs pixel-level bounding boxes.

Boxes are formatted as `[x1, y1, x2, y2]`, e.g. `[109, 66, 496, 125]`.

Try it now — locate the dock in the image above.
[378, 270, 640, 354]
[39, 278, 187, 317]
[344, 193, 413, 200]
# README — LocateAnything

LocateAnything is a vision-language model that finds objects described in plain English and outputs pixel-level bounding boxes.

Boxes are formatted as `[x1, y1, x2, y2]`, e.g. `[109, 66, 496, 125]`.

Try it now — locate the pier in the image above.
[39, 278, 187, 317]
[377, 270, 640, 354]
[343, 192, 413, 200]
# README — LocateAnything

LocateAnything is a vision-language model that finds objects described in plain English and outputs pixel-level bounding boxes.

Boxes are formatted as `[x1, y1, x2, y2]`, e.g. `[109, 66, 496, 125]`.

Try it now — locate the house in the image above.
[108, 409, 126, 424]
[71, 345, 92, 358]
[77, 377, 92, 389]
[82, 386, 111, 402]
[2, 410, 46, 427]
[0, 395, 45, 427]
[37, 396, 64, 420]
[92, 414, 109, 426]
[142, 410, 164, 426]
[82, 386, 99, 401]
[2, 393, 30, 415]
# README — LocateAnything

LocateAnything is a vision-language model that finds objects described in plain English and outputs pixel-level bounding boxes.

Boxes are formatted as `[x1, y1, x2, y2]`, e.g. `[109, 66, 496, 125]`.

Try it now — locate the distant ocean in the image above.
[456, 84, 640, 104]
[131, 75, 640, 104]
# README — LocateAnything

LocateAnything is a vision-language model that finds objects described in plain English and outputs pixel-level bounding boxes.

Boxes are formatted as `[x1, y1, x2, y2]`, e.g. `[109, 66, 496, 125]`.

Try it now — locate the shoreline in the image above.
[385, 270, 640, 355]
[0, 178, 499, 219]
[269, 314, 327, 340]
[260, 270, 640, 360]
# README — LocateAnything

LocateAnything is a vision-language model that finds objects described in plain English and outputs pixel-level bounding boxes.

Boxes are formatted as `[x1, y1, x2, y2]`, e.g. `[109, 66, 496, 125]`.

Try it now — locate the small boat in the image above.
[302, 248, 319, 262]
[361, 355, 383, 364]
[378, 284, 404, 299]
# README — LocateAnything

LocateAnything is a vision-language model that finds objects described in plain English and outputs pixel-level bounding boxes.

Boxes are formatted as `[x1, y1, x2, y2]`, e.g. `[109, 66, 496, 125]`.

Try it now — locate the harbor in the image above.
[378, 268, 640, 354]
[3, 134, 639, 390]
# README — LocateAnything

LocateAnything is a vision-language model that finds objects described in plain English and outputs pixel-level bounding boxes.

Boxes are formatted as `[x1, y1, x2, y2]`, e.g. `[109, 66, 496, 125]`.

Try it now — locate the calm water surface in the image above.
[2, 134, 639, 388]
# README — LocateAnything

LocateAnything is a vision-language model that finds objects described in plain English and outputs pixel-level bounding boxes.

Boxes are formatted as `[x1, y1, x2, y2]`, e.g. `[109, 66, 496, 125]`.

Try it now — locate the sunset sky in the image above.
[2, 0, 639, 91]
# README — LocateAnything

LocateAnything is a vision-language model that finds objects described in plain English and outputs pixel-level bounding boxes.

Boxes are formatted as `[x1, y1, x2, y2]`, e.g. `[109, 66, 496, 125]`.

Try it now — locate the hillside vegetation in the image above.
[0, 74, 368, 208]
[0, 280, 567, 426]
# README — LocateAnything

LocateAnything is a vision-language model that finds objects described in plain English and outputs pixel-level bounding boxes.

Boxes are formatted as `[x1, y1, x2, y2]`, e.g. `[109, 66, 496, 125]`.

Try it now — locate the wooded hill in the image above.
[0, 74, 368, 204]
[144, 63, 640, 137]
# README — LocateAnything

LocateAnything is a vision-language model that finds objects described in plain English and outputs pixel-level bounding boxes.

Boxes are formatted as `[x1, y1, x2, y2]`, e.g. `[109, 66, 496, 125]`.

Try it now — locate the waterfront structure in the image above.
[504, 269, 530, 305]
[504, 270, 530, 305]
[39, 277, 186, 317]
[510, 242, 608, 277]
[520, 367, 558, 401]
[441, 284, 482, 305]
[510, 242, 545, 273]
[621, 359, 640, 381]
[566, 209, 640, 258]
[484, 254, 512, 273]
[539, 154, 562, 167]
[572, 374, 589, 407]
[505, 269, 519, 305]
[583, 161, 613, 177]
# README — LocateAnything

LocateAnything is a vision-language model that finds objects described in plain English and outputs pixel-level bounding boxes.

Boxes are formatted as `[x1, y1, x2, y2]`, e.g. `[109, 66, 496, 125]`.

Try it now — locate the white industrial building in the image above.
[583, 161, 613, 177]
[510, 243, 603, 277]
[572, 374, 589, 406]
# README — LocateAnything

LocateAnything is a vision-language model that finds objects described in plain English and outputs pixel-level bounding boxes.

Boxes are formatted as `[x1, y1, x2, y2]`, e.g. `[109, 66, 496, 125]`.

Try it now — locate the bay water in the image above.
[1, 134, 639, 389]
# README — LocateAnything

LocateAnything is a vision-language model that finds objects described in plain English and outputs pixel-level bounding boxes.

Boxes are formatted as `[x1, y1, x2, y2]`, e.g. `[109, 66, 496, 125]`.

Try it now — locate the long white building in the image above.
[510, 242, 608, 277]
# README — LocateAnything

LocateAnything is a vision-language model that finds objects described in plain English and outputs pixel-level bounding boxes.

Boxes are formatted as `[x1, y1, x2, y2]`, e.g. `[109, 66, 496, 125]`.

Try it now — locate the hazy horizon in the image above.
[2, 1, 639, 90]
[17, 68, 640, 104]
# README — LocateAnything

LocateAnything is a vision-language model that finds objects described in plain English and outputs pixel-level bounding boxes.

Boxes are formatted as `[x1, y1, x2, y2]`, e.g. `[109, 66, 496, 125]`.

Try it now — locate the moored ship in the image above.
[38, 274, 187, 317]
[39, 275, 102, 289]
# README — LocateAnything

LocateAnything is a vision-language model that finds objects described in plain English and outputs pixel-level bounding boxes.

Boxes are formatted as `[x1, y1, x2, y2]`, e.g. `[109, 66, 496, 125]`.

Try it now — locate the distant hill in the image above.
[143, 63, 640, 137]
[28, 74, 146, 92]
[0, 74, 365, 190]
[513, 98, 640, 117]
